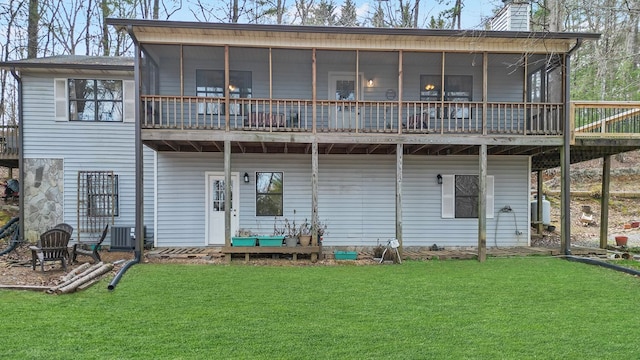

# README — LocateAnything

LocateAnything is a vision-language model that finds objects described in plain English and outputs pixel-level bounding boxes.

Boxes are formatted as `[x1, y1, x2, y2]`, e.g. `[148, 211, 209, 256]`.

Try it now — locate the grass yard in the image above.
[1, 257, 639, 359]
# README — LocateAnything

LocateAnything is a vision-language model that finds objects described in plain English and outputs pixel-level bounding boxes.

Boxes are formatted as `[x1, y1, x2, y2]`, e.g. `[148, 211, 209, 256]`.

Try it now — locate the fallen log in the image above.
[48, 262, 105, 293]
[61, 262, 92, 282]
[55, 263, 114, 294]
[77, 277, 103, 291]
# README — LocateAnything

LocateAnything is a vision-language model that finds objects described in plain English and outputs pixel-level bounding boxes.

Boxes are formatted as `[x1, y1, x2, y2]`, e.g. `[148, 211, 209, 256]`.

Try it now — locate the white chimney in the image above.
[488, 1, 531, 31]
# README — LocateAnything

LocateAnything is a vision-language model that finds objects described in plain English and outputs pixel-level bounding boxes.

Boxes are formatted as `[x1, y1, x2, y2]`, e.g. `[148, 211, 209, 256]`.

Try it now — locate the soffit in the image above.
[132, 26, 575, 53]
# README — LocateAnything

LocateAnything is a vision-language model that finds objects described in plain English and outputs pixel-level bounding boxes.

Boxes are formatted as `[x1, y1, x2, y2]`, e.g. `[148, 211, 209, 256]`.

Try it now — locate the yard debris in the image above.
[47, 262, 114, 294]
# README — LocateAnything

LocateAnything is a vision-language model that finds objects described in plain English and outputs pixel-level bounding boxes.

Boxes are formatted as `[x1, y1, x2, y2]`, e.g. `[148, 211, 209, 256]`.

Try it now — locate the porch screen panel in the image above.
[196, 70, 252, 115]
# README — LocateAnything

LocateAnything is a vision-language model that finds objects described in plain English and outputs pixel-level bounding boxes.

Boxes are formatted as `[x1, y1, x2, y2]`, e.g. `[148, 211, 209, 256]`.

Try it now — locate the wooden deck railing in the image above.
[0, 124, 19, 157]
[573, 101, 640, 135]
[141, 95, 563, 135]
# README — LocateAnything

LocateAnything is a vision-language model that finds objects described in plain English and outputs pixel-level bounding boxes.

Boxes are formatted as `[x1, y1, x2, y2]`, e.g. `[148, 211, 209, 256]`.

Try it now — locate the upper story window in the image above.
[196, 70, 252, 115]
[69, 79, 123, 121]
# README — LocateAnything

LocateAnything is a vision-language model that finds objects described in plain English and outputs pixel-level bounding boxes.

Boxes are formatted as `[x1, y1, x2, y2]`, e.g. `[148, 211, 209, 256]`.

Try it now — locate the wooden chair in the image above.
[53, 223, 74, 237]
[71, 224, 109, 263]
[29, 229, 71, 272]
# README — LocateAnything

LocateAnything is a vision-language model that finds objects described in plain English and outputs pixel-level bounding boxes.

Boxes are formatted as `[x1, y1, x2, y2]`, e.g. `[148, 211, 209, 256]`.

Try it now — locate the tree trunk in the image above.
[27, 0, 39, 59]
[101, 0, 110, 56]
[626, 0, 640, 64]
[548, 0, 564, 32]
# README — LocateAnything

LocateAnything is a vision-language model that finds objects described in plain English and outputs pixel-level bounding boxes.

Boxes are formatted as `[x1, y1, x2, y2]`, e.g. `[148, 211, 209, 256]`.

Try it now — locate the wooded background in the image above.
[1, 0, 638, 125]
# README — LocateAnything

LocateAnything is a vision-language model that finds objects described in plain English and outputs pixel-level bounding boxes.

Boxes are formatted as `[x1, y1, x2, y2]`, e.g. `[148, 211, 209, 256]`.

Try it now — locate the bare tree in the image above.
[0, 0, 26, 125]
[368, 0, 433, 28]
[254, 0, 288, 24]
[27, 0, 38, 58]
[190, 0, 250, 22]
[294, 0, 315, 25]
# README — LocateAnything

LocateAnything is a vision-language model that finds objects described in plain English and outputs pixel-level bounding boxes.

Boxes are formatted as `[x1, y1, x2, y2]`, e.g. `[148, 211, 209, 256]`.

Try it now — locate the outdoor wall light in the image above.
[244, 172, 250, 183]
[437, 174, 443, 185]
[367, 79, 374, 87]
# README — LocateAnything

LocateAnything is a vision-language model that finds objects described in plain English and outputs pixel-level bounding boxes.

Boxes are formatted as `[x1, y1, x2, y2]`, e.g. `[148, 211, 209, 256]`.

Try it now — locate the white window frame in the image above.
[441, 174, 494, 219]
[54, 78, 134, 122]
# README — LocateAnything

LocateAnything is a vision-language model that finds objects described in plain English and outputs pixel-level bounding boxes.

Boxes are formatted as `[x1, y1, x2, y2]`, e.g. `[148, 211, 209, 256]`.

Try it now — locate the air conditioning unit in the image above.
[110, 226, 135, 251]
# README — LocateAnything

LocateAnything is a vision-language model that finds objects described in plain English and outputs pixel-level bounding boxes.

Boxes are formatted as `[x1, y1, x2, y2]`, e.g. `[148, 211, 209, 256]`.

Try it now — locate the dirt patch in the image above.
[0, 244, 381, 289]
[532, 150, 640, 249]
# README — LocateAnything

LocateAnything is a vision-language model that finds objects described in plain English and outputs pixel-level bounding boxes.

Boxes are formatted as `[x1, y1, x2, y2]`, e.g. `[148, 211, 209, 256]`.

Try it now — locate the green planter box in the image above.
[232, 237, 257, 247]
[258, 236, 285, 247]
[334, 250, 357, 260]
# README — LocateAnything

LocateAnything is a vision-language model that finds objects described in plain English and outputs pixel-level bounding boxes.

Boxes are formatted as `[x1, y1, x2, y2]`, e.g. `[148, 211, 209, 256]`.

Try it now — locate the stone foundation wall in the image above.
[24, 158, 63, 242]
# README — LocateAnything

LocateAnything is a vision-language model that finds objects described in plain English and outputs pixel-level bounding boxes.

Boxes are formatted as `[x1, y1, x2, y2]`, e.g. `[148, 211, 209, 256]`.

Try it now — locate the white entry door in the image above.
[328, 72, 363, 130]
[206, 172, 240, 245]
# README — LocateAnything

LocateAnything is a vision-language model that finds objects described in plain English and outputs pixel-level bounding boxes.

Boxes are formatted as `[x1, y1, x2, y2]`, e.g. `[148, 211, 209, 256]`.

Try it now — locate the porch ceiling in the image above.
[143, 136, 640, 172]
[531, 138, 640, 171]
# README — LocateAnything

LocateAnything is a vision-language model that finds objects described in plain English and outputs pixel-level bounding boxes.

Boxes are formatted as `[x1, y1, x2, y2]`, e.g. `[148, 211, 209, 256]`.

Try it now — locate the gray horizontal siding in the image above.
[155, 153, 530, 247]
[403, 155, 530, 247]
[21, 74, 155, 243]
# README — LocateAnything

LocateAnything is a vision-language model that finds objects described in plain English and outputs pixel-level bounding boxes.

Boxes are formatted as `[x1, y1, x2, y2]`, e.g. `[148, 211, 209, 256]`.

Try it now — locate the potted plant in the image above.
[298, 219, 312, 247]
[232, 228, 257, 247]
[283, 217, 299, 247]
[316, 219, 328, 245]
[615, 235, 628, 247]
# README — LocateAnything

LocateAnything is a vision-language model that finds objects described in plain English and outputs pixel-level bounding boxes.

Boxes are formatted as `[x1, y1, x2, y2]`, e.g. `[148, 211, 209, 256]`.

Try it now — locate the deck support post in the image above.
[537, 170, 544, 235]
[600, 155, 611, 248]
[561, 50, 572, 255]
[396, 143, 403, 256]
[134, 43, 144, 256]
[311, 141, 319, 261]
[478, 144, 487, 262]
[560, 145, 570, 254]
[224, 140, 231, 249]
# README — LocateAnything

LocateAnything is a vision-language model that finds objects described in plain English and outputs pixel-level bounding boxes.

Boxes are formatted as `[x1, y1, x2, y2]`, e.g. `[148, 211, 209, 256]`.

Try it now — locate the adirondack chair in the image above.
[71, 224, 109, 263]
[53, 223, 74, 236]
[29, 229, 71, 272]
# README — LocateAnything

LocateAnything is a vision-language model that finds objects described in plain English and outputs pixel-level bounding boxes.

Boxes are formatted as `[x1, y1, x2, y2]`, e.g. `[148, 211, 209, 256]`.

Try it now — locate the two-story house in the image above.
[7, 6, 639, 261]
[102, 15, 603, 260]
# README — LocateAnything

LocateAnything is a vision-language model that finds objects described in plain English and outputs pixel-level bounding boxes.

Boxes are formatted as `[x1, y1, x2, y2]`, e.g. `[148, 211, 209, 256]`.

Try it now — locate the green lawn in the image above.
[1, 258, 639, 359]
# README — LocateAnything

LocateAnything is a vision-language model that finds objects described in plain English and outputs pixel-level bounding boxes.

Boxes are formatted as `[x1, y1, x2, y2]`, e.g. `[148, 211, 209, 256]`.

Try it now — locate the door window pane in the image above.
[335, 80, 355, 100]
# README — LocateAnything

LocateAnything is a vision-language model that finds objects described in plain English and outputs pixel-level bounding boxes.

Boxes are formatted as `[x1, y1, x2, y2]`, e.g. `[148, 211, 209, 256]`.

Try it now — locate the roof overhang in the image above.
[0, 56, 133, 75]
[107, 19, 600, 53]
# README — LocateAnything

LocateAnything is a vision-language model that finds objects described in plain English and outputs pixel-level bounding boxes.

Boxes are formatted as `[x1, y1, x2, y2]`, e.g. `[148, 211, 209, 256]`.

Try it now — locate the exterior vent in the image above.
[110, 226, 134, 251]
